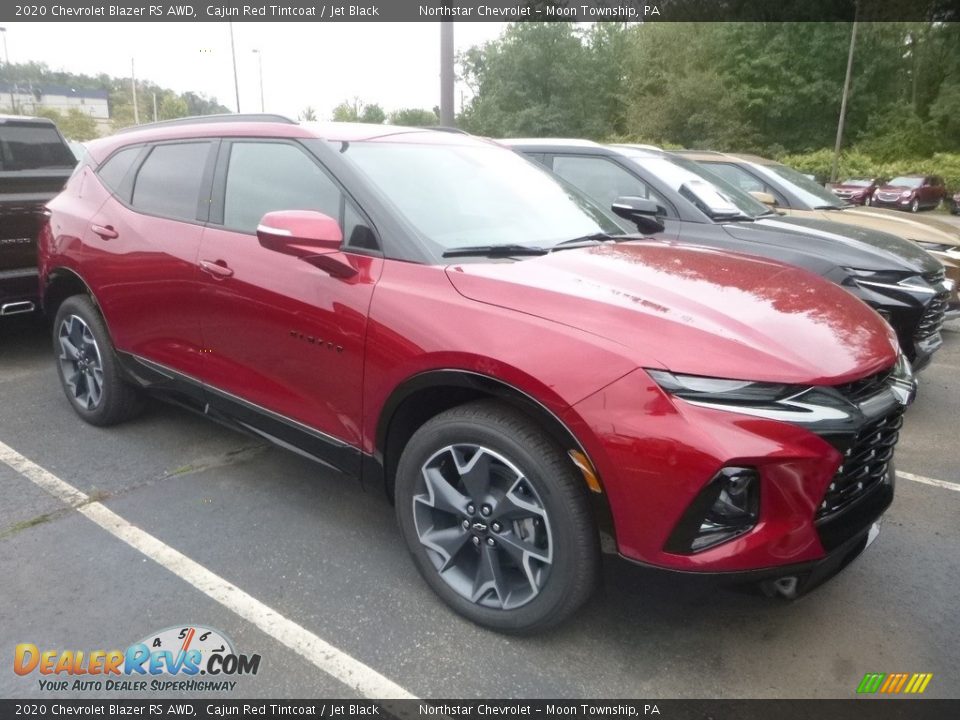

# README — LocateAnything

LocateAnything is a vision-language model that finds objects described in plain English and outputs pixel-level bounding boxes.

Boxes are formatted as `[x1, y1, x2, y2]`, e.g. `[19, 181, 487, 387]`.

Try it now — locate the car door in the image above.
[197, 138, 382, 473]
[547, 154, 680, 238]
[81, 140, 214, 380]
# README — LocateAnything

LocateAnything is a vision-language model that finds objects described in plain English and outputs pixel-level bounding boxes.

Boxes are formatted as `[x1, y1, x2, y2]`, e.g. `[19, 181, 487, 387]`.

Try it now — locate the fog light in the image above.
[664, 467, 760, 554]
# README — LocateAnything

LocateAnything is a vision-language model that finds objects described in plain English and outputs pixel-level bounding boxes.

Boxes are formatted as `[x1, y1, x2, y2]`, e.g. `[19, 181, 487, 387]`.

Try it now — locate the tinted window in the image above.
[97, 147, 141, 194]
[132, 143, 210, 221]
[705, 163, 767, 194]
[552, 155, 670, 216]
[343, 201, 378, 251]
[0, 123, 76, 170]
[223, 142, 340, 233]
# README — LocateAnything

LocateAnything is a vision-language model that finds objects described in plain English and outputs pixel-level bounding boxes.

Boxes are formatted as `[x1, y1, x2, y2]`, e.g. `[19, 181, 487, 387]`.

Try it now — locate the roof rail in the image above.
[424, 126, 470, 134]
[116, 113, 296, 134]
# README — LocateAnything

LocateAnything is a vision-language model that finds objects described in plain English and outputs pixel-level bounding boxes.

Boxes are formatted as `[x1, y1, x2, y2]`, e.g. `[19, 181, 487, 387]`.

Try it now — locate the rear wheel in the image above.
[395, 400, 599, 633]
[53, 295, 144, 426]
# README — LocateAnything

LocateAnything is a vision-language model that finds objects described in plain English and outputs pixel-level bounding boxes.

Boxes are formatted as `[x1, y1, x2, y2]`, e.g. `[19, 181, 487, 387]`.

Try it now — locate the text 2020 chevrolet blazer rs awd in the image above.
[40, 117, 917, 632]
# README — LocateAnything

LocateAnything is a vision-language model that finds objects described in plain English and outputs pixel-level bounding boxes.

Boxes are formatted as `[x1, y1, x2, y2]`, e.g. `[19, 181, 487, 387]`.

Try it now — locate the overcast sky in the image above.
[5, 22, 507, 119]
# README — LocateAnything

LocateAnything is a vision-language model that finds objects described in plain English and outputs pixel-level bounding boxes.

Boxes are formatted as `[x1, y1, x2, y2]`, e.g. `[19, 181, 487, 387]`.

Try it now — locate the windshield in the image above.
[887, 176, 924, 188]
[750, 162, 847, 209]
[340, 140, 621, 253]
[839, 178, 873, 187]
[631, 153, 772, 219]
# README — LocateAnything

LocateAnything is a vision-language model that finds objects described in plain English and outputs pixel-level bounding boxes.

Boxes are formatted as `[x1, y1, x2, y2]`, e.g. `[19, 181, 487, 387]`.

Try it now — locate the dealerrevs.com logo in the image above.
[14, 625, 261, 692]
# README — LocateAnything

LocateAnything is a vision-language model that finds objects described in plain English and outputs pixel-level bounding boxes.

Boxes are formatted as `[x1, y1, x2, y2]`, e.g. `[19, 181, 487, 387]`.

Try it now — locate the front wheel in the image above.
[910, 198, 920, 213]
[864, 195, 872, 206]
[53, 295, 144, 426]
[395, 400, 599, 633]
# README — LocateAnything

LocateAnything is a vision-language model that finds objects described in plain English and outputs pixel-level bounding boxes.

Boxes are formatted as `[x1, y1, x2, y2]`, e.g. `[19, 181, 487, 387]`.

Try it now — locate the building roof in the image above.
[0, 82, 109, 100]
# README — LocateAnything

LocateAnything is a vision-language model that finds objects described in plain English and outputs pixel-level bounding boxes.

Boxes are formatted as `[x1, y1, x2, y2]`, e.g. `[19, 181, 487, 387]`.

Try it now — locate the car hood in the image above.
[445, 242, 897, 385]
[791, 207, 960, 252]
[740, 215, 942, 274]
[877, 184, 917, 193]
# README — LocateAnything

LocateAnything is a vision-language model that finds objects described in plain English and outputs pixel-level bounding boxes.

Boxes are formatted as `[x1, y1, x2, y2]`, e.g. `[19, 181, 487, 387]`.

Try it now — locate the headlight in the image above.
[646, 370, 790, 404]
[901, 191, 913, 198]
[842, 268, 937, 294]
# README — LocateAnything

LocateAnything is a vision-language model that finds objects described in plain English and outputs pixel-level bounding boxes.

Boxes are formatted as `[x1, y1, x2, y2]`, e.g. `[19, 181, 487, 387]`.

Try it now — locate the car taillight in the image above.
[664, 467, 760, 553]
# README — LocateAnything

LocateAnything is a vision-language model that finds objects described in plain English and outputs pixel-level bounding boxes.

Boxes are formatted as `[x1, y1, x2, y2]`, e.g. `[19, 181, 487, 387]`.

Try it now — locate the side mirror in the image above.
[257, 210, 343, 256]
[257, 210, 357, 279]
[749, 191, 777, 207]
[611, 196, 665, 235]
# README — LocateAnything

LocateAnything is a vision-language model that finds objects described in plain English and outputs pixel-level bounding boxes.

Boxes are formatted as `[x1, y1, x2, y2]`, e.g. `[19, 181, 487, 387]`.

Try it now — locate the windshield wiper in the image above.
[442, 244, 549, 258]
[712, 212, 756, 222]
[550, 232, 617, 250]
[814, 204, 853, 210]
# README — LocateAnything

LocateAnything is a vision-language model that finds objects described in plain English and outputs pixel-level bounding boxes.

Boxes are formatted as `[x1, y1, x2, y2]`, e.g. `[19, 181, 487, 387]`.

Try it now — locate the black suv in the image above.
[0, 115, 76, 317]
[504, 140, 949, 370]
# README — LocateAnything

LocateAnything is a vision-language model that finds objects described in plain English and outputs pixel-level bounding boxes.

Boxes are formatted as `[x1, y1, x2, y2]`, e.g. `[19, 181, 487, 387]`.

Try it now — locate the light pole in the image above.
[252, 49, 264, 112]
[229, 22, 240, 113]
[0, 27, 15, 113]
[439, 22, 454, 127]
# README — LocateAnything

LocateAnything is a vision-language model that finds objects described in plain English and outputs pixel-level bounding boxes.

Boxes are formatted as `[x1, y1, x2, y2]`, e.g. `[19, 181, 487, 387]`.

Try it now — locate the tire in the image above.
[864, 196, 871, 206]
[910, 198, 919, 213]
[395, 400, 599, 633]
[53, 295, 144, 426]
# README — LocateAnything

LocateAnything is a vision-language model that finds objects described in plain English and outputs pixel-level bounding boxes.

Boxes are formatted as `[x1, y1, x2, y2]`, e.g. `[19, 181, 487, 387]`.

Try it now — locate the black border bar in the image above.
[1, 1, 957, 23]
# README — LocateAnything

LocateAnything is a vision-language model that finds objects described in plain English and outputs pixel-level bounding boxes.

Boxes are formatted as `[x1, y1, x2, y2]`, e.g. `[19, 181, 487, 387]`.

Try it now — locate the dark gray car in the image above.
[504, 140, 949, 370]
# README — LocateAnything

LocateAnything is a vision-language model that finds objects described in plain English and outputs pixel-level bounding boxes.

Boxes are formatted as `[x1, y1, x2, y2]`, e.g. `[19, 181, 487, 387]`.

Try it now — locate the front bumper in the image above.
[569, 364, 909, 577]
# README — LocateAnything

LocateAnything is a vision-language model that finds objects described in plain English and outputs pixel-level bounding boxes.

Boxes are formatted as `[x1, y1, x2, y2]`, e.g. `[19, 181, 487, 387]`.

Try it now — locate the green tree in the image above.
[360, 103, 386, 124]
[299, 106, 318, 121]
[389, 108, 439, 126]
[331, 100, 360, 122]
[59, 109, 99, 141]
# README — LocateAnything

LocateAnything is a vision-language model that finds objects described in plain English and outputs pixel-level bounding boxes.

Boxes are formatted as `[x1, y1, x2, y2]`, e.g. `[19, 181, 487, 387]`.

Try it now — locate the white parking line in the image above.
[899, 471, 960, 492]
[0, 440, 417, 700]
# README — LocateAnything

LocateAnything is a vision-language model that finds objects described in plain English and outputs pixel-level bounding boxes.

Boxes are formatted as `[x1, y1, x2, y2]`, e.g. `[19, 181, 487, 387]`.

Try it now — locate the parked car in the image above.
[41, 117, 916, 632]
[675, 151, 960, 319]
[829, 177, 883, 206]
[0, 115, 76, 318]
[872, 175, 946, 212]
[505, 139, 949, 369]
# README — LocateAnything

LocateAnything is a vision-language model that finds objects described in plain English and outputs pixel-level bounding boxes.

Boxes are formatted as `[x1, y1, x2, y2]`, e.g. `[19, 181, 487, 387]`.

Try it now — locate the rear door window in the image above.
[131, 142, 212, 222]
[97, 147, 142, 197]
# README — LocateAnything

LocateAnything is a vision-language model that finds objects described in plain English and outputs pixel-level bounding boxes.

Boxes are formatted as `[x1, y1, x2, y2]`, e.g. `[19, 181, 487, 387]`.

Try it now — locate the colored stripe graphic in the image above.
[857, 672, 932, 694]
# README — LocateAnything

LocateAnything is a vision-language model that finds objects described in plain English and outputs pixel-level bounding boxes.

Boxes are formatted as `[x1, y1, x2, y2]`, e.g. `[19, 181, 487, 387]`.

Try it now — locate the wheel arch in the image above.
[373, 370, 615, 541]
[43, 267, 98, 318]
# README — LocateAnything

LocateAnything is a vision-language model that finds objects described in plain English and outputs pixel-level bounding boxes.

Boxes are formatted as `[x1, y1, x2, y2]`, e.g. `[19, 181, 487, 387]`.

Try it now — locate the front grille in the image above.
[876, 192, 901, 202]
[832, 367, 894, 404]
[915, 292, 948, 339]
[818, 410, 903, 519]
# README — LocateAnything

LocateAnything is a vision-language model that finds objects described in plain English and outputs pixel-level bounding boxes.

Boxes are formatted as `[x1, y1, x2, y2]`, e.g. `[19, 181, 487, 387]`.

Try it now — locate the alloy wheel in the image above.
[58, 314, 105, 411]
[412, 444, 553, 610]
[910, 199, 919, 213]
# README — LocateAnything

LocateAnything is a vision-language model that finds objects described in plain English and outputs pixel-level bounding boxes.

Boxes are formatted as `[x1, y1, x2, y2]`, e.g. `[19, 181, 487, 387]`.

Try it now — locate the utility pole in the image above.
[831, 9, 858, 182]
[131, 58, 140, 125]
[439, 22, 454, 127]
[253, 49, 264, 112]
[152, 92, 158, 122]
[229, 22, 240, 113]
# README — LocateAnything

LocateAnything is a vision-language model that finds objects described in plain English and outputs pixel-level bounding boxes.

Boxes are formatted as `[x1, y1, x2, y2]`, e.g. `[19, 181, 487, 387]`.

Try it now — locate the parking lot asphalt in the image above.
[1, 313, 958, 700]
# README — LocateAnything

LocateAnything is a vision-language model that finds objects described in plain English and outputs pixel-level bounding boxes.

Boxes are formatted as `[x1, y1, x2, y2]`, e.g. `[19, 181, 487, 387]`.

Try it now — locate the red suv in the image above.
[40, 117, 916, 632]
[873, 175, 946, 212]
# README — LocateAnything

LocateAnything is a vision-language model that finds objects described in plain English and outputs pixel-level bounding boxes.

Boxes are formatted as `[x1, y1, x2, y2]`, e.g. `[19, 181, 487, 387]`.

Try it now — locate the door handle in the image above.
[91, 224, 119, 240]
[199, 259, 234, 278]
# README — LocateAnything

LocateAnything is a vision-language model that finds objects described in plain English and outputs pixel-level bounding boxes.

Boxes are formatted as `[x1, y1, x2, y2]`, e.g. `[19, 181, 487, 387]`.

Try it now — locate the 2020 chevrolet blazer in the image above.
[39, 117, 917, 632]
